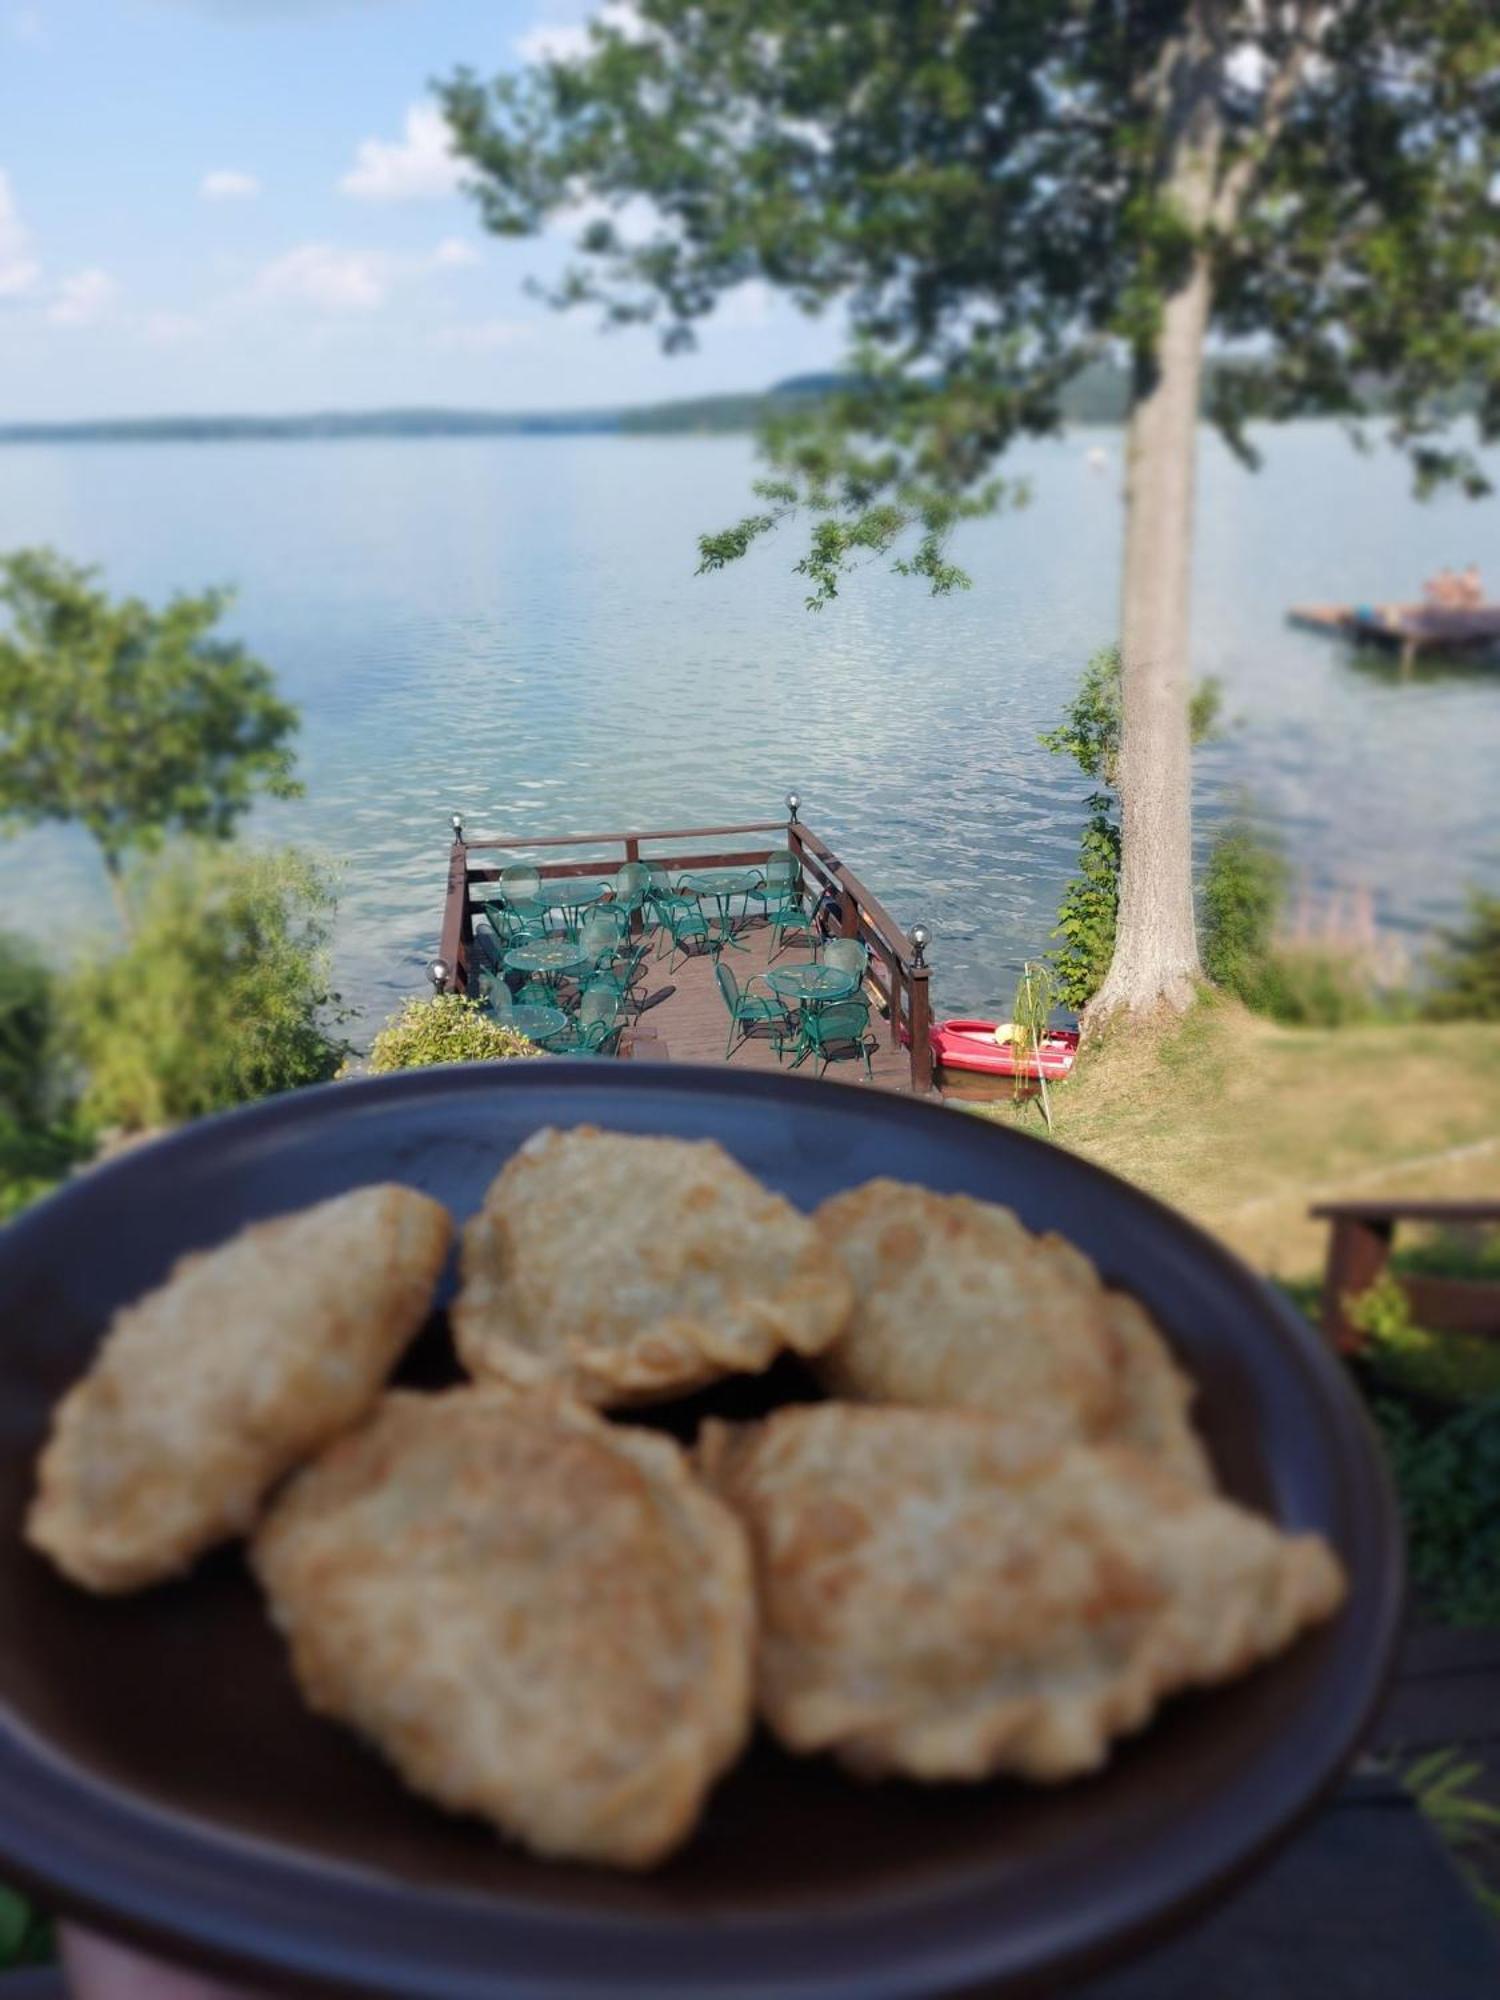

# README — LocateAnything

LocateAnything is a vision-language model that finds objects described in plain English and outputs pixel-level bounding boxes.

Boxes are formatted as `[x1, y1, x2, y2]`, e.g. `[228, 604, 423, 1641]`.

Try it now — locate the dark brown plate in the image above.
[0, 1064, 1401, 1998]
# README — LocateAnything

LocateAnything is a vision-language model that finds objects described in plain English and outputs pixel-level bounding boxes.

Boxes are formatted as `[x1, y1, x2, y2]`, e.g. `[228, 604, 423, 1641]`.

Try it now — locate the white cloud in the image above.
[339, 102, 461, 202]
[48, 267, 115, 326]
[8, 8, 46, 46]
[432, 235, 480, 269]
[432, 318, 529, 353]
[0, 169, 41, 298]
[516, 3, 643, 65]
[201, 168, 260, 200]
[255, 242, 388, 311]
[141, 310, 204, 345]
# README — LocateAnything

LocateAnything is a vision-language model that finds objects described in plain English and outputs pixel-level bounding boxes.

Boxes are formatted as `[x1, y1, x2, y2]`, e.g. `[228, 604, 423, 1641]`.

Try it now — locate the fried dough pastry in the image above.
[253, 1387, 754, 1869]
[699, 1404, 1344, 1784]
[1106, 1290, 1215, 1490]
[28, 1184, 451, 1593]
[813, 1179, 1212, 1483]
[452, 1127, 852, 1405]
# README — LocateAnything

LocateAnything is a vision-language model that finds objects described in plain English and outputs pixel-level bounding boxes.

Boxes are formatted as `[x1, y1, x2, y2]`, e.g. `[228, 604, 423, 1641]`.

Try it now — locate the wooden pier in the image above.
[434, 810, 935, 1093]
[1289, 601, 1500, 670]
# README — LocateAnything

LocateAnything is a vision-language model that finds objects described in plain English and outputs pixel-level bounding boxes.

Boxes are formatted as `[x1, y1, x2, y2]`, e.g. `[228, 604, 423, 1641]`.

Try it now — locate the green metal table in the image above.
[502, 938, 591, 990]
[678, 870, 762, 952]
[764, 962, 860, 1065]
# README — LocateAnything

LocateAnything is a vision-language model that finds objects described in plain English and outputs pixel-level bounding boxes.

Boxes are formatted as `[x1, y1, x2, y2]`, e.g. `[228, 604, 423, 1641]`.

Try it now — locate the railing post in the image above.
[908, 966, 933, 1093]
[907, 924, 933, 1094]
[439, 823, 470, 994]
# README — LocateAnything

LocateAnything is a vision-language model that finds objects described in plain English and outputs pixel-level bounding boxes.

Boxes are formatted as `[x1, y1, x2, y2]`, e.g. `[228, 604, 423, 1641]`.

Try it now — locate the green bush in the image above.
[1425, 890, 1500, 1021]
[0, 934, 87, 1221]
[1200, 818, 1287, 1006]
[1351, 1273, 1500, 1405]
[366, 994, 543, 1071]
[1255, 942, 1383, 1027]
[1371, 1394, 1500, 1625]
[65, 845, 349, 1132]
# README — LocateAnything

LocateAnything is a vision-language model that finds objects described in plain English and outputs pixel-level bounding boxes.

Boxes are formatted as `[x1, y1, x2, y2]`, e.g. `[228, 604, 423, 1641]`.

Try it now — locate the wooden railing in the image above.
[434, 812, 934, 1092]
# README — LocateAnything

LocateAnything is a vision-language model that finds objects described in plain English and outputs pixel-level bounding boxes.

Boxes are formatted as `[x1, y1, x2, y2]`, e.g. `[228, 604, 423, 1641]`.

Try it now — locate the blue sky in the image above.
[0, 0, 843, 419]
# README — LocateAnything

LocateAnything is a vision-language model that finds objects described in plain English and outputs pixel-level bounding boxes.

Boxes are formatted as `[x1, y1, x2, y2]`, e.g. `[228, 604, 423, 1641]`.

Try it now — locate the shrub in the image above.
[1371, 1394, 1500, 1626]
[0, 933, 57, 1129]
[1200, 819, 1287, 1006]
[1255, 942, 1383, 1027]
[65, 845, 349, 1132]
[1425, 890, 1500, 1021]
[366, 994, 544, 1071]
[0, 934, 87, 1221]
[1350, 1273, 1500, 1405]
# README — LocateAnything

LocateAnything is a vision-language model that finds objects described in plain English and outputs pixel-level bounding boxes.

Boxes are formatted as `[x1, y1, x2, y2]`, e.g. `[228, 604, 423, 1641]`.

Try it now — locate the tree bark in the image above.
[1089, 255, 1213, 1020]
[1089, 6, 1223, 1022]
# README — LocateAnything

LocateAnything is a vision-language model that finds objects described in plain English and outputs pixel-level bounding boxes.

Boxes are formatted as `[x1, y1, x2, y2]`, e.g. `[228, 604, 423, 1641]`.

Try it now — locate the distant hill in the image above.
[0, 361, 1474, 446]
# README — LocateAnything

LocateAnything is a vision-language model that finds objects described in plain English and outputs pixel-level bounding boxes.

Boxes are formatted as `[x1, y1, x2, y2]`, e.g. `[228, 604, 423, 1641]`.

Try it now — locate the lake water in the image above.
[0, 425, 1496, 1035]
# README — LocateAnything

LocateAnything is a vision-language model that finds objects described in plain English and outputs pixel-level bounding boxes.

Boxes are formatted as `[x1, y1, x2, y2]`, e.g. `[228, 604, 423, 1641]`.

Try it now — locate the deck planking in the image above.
[623, 915, 915, 1092]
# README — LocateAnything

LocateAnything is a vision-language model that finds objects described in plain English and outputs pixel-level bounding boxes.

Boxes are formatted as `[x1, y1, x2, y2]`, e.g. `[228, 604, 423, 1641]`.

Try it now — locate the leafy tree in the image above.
[366, 994, 544, 1070]
[0, 549, 301, 927]
[0, 933, 86, 1223]
[65, 846, 348, 1132]
[443, 3, 1500, 1018]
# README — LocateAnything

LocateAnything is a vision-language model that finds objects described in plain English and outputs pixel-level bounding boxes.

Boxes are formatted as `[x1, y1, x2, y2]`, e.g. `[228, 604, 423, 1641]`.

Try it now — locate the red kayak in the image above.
[930, 1019, 1080, 1081]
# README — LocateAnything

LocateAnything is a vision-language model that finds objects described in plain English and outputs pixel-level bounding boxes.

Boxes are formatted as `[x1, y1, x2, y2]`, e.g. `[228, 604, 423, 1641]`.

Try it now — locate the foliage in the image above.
[1425, 892, 1500, 1022]
[64, 846, 348, 1133]
[1351, 1274, 1500, 1407]
[1370, 1394, 1500, 1626]
[1255, 944, 1384, 1028]
[1397, 1749, 1500, 1921]
[0, 548, 301, 912]
[0, 1880, 51, 1970]
[0, 934, 87, 1223]
[445, 4, 1500, 599]
[1201, 820, 1288, 1007]
[0, 932, 60, 1132]
[366, 994, 544, 1071]
[1041, 651, 1220, 1010]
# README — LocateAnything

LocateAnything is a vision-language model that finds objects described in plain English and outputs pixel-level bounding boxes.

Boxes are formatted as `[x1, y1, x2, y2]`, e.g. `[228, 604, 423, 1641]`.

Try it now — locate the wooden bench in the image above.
[1310, 1199, 1500, 1353]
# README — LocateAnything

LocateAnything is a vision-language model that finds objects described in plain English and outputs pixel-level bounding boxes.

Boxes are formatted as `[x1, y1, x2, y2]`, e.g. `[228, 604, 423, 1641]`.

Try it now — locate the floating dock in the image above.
[1289, 602, 1500, 668]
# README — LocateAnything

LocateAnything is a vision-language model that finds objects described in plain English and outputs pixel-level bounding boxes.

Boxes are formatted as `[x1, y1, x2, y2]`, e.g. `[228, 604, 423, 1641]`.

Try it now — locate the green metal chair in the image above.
[819, 937, 869, 985]
[799, 996, 875, 1080]
[499, 862, 541, 902]
[768, 888, 816, 958]
[516, 977, 555, 1010]
[715, 962, 792, 1060]
[480, 971, 515, 1020]
[551, 985, 624, 1056]
[584, 939, 649, 1011]
[579, 908, 628, 969]
[483, 900, 541, 950]
[612, 861, 651, 914]
[662, 895, 715, 968]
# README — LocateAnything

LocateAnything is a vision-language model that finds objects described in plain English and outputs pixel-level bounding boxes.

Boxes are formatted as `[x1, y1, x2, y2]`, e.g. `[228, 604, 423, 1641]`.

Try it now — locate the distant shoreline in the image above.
[1, 360, 1476, 446]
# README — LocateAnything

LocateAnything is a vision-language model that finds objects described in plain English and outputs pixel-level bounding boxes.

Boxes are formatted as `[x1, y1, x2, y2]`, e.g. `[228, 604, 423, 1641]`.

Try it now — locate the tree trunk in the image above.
[1089, 255, 1212, 1020]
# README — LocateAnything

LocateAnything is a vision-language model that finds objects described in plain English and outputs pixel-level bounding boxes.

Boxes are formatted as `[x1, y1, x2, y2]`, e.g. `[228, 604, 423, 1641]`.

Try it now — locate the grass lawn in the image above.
[983, 1001, 1500, 1280]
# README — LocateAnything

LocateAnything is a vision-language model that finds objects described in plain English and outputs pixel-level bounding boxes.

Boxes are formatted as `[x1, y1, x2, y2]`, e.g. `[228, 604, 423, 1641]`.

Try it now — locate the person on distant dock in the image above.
[1458, 563, 1484, 608]
[1423, 567, 1461, 607]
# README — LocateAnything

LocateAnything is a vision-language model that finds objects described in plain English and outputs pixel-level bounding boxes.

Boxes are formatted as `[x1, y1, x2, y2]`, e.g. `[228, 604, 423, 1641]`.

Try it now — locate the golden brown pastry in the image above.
[253, 1387, 754, 1869]
[813, 1179, 1212, 1484]
[27, 1184, 451, 1592]
[452, 1126, 852, 1405]
[699, 1403, 1344, 1784]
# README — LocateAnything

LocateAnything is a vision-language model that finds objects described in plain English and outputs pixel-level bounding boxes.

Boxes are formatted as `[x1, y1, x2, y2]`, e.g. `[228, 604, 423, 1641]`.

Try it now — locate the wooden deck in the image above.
[621, 914, 915, 1091]
[1289, 601, 1500, 666]
[436, 813, 937, 1093]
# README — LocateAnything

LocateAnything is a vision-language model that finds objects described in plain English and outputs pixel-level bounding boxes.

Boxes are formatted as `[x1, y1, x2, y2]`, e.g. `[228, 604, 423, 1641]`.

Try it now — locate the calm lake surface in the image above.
[0, 424, 1496, 1035]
